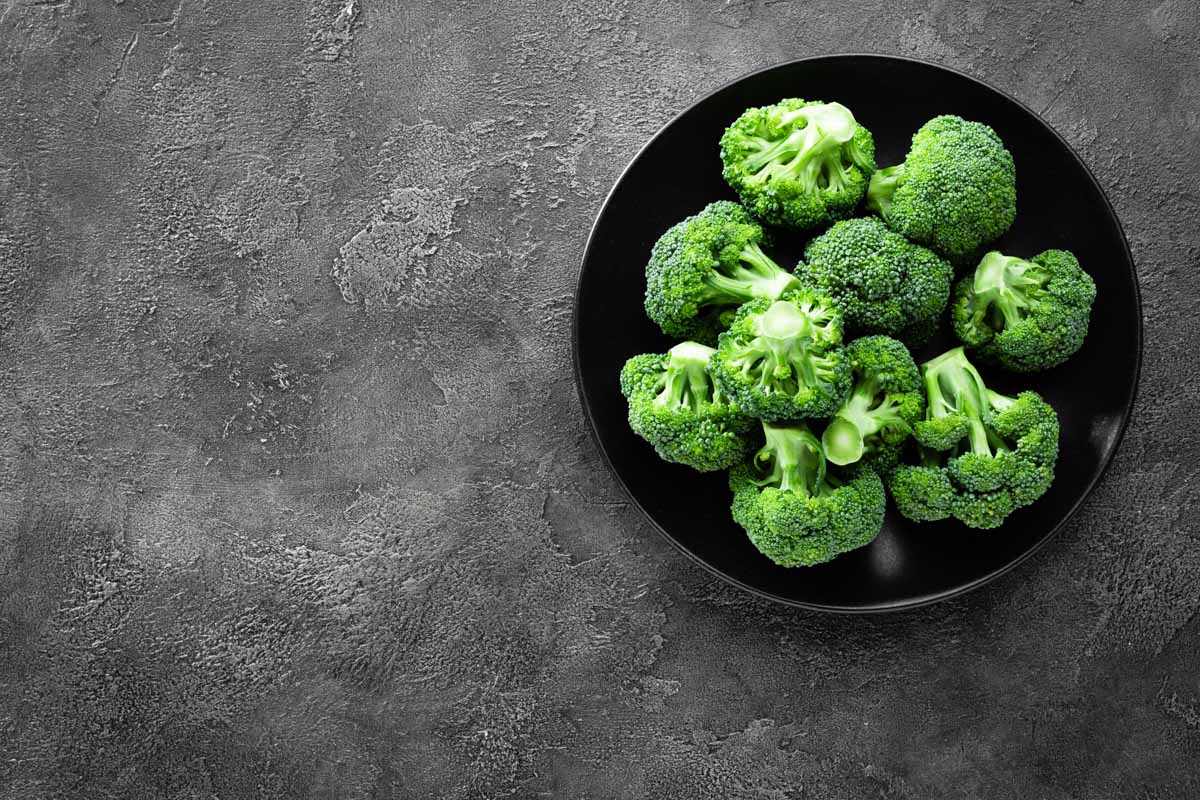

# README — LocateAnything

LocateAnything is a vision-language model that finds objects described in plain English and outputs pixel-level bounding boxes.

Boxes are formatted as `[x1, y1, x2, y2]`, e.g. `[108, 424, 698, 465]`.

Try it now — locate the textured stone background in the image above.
[1, 0, 1197, 797]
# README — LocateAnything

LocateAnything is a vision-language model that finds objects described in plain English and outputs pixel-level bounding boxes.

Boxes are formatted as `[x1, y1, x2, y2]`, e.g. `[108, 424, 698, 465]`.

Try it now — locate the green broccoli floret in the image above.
[799, 217, 953, 346]
[720, 99, 876, 231]
[710, 288, 851, 421]
[952, 249, 1097, 372]
[620, 341, 755, 472]
[730, 421, 885, 567]
[821, 336, 925, 471]
[644, 201, 801, 343]
[888, 347, 1059, 529]
[866, 115, 1016, 264]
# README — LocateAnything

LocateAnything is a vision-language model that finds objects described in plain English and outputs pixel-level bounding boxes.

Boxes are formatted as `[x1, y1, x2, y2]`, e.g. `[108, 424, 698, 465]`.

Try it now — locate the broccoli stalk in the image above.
[864, 163, 904, 220]
[700, 240, 800, 307]
[741, 103, 859, 191]
[653, 341, 720, 411]
[968, 252, 1047, 330]
[823, 374, 909, 466]
[921, 348, 1005, 457]
[752, 422, 828, 496]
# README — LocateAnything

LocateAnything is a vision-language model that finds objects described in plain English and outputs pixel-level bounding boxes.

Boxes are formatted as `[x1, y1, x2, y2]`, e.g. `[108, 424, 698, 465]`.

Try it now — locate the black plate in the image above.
[573, 55, 1142, 612]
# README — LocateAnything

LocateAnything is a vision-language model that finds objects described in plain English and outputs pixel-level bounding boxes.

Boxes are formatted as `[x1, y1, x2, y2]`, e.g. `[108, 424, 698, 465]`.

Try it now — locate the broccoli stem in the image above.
[744, 103, 857, 189]
[744, 128, 810, 174]
[759, 300, 812, 339]
[822, 417, 864, 466]
[866, 164, 906, 220]
[755, 422, 826, 497]
[654, 342, 717, 412]
[987, 389, 1016, 413]
[972, 252, 1049, 330]
[736, 242, 801, 297]
[823, 375, 909, 466]
[922, 347, 994, 456]
[699, 243, 798, 307]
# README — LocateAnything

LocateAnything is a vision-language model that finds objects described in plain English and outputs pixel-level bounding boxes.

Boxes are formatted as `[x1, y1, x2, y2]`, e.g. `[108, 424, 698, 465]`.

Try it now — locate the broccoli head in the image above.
[730, 421, 886, 567]
[888, 347, 1060, 529]
[720, 99, 876, 231]
[710, 288, 851, 421]
[620, 341, 755, 472]
[952, 249, 1096, 372]
[799, 217, 953, 346]
[644, 201, 801, 343]
[866, 115, 1016, 264]
[822, 336, 925, 471]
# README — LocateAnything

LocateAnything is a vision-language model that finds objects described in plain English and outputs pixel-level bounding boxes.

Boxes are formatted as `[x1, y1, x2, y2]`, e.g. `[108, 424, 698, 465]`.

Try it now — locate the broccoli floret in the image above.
[720, 99, 876, 231]
[866, 115, 1016, 264]
[644, 201, 801, 343]
[730, 421, 886, 567]
[710, 288, 851, 421]
[888, 347, 1060, 529]
[952, 249, 1097, 372]
[800, 217, 953, 346]
[821, 336, 925, 471]
[620, 341, 755, 471]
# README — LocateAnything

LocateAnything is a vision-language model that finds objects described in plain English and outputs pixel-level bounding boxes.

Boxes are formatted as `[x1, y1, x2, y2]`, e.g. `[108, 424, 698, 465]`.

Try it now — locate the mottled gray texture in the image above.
[0, 0, 1197, 797]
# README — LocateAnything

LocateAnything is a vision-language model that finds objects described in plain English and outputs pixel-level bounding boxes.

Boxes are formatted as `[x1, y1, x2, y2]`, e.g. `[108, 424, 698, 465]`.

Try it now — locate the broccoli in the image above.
[952, 249, 1096, 372]
[730, 421, 886, 567]
[866, 115, 1016, 264]
[620, 341, 755, 471]
[799, 217, 953, 346]
[720, 99, 876, 231]
[822, 336, 925, 471]
[710, 288, 851, 421]
[888, 347, 1059, 529]
[644, 201, 801, 343]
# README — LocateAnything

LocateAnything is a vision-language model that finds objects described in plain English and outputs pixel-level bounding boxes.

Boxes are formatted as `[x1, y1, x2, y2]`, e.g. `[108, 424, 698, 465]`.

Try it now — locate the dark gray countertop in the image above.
[3, 1, 1198, 797]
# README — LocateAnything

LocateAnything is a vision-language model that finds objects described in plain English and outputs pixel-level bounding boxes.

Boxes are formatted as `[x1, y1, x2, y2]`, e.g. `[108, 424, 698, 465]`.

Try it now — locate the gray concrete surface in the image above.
[1, 0, 1198, 797]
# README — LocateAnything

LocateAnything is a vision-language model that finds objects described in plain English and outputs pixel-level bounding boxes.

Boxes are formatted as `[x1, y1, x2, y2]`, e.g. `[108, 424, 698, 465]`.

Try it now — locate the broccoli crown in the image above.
[821, 335, 925, 471]
[720, 99, 876, 231]
[710, 288, 851, 421]
[800, 217, 953, 347]
[888, 347, 1060, 529]
[952, 249, 1097, 372]
[866, 115, 1016, 263]
[620, 341, 756, 472]
[644, 201, 801, 343]
[729, 421, 886, 567]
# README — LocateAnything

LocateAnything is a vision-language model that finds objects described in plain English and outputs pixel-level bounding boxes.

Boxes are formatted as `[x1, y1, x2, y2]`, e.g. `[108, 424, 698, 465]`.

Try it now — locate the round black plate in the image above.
[573, 55, 1141, 612]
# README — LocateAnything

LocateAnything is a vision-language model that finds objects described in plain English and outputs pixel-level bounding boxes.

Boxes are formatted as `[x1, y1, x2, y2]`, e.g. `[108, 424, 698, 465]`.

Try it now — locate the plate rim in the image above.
[570, 53, 1144, 613]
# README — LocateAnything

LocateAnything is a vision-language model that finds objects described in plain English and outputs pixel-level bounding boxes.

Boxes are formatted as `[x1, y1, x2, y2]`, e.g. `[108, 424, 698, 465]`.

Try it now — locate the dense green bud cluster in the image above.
[800, 217, 953, 346]
[952, 249, 1096, 372]
[867, 115, 1016, 263]
[729, 422, 886, 567]
[620, 341, 756, 472]
[720, 99, 876, 230]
